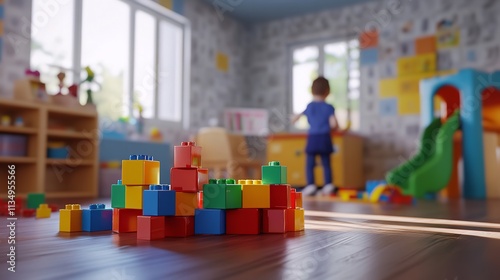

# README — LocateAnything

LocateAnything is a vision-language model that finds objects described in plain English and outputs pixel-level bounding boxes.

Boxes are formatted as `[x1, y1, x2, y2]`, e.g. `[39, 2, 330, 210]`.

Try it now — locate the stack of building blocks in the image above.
[112, 154, 160, 233]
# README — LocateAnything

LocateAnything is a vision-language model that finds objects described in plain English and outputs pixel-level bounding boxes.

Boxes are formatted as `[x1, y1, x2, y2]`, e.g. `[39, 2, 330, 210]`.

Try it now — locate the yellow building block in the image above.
[59, 204, 82, 232]
[294, 208, 305, 231]
[175, 192, 197, 216]
[125, 185, 149, 209]
[239, 179, 270, 208]
[121, 159, 160, 186]
[36, 204, 51, 219]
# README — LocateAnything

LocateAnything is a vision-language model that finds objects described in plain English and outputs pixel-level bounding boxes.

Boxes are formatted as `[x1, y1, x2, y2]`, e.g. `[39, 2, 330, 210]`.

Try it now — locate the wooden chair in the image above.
[196, 127, 263, 180]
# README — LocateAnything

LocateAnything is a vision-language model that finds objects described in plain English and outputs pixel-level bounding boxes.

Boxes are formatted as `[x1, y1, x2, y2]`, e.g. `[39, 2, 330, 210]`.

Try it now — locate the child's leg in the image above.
[320, 153, 332, 184]
[306, 153, 316, 185]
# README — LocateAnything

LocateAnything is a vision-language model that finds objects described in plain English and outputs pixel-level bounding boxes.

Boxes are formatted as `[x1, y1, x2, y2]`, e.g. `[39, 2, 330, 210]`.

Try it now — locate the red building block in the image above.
[112, 208, 142, 233]
[226, 209, 261, 235]
[262, 209, 286, 233]
[285, 209, 295, 232]
[198, 168, 208, 191]
[270, 184, 291, 209]
[48, 204, 59, 212]
[174, 141, 201, 168]
[137, 216, 165, 240]
[170, 167, 198, 192]
[164, 216, 194, 237]
[290, 188, 296, 209]
[22, 208, 35, 217]
[197, 192, 204, 209]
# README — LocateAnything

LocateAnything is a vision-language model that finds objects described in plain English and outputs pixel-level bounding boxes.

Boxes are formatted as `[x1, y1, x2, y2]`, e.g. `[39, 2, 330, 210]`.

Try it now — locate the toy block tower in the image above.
[112, 154, 160, 233]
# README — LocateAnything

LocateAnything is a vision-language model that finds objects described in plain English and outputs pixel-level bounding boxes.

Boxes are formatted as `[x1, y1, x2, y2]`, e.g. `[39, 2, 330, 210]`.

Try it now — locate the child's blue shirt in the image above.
[303, 101, 335, 134]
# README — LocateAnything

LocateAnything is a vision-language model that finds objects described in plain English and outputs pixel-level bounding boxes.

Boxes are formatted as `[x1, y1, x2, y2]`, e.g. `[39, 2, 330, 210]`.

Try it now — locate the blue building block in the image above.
[194, 209, 225, 235]
[143, 184, 175, 216]
[82, 204, 112, 232]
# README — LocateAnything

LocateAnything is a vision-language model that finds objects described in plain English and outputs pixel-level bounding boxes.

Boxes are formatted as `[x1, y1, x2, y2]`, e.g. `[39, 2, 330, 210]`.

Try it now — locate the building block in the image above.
[170, 167, 198, 192]
[194, 209, 225, 235]
[294, 208, 305, 231]
[203, 179, 242, 209]
[27, 193, 45, 209]
[125, 185, 149, 209]
[197, 192, 204, 209]
[262, 209, 287, 233]
[175, 192, 198, 216]
[112, 208, 143, 233]
[82, 204, 112, 232]
[290, 188, 296, 208]
[121, 155, 160, 186]
[198, 168, 209, 191]
[137, 216, 165, 240]
[22, 209, 35, 217]
[48, 204, 59, 212]
[143, 184, 175, 216]
[226, 209, 261, 235]
[295, 192, 303, 208]
[270, 184, 291, 209]
[174, 141, 201, 168]
[239, 179, 270, 208]
[111, 181, 126, 208]
[285, 208, 295, 232]
[59, 204, 82, 232]
[262, 161, 287, 184]
[36, 204, 51, 219]
[165, 216, 195, 237]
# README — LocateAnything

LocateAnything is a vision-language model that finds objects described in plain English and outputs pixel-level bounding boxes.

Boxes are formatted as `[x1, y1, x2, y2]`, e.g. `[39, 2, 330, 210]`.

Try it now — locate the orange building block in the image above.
[171, 167, 198, 192]
[270, 184, 291, 209]
[165, 216, 195, 237]
[174, 141, 201, 168]
[226, 209, 261, 235]
[121, 158, 160, 186]
[415, 36, 437, 54]
[175, 192, 198, 216]
[137, 216, 165, 240]
[262, 209, 286, 233]
[197, 191, 204, 209]
[239, 179, 270, 208]
[112, 208, 142, 233]
[295, 192, 303, 208]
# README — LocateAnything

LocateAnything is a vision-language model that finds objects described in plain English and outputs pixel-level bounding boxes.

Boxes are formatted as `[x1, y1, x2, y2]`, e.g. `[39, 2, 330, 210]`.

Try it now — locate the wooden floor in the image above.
[3, 197, 500, 280]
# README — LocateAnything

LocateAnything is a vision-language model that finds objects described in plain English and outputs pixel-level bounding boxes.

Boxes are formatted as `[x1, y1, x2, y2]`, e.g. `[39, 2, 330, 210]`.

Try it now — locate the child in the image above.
[292, 77, 338, 196]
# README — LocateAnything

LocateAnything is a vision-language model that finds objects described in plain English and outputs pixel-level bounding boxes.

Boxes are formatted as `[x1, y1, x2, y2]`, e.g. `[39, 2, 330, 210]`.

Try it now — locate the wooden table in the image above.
[3, 197, 500, 279]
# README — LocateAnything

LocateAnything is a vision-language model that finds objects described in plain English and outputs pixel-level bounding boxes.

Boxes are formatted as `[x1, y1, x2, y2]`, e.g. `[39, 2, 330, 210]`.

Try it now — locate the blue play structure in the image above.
[420, 69, 500, 199]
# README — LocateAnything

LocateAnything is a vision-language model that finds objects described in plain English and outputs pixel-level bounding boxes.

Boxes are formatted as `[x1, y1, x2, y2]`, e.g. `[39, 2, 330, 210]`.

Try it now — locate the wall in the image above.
[244, 0, 500, 180]
[0, 0, 31, 97]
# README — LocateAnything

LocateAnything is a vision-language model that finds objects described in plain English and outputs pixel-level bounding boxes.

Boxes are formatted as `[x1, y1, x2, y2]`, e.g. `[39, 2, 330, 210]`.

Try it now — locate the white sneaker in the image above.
[302, 184, 318, 196]
[319, 183, 335, 196]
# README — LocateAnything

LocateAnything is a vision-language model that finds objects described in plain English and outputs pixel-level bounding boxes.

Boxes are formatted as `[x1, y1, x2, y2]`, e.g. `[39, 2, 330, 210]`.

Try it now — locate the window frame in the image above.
[32, 0, 191, 129]
[287, 36, 359, 132]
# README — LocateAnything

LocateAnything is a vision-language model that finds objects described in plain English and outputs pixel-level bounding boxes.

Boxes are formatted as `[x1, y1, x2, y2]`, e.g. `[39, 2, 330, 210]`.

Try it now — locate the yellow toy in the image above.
[239, 179, 270, 208]
[59, 204, 82, 232]
[36, 204, 51, 219]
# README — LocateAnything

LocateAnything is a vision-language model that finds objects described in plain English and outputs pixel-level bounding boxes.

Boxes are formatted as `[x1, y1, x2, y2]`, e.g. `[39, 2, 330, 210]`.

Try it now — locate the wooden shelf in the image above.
[0, 126, 38, 134]
[46, 104, 97, 118]
[47, 129, 97, 139]
[46, 158, 95, 166]
[0, 98, 40, 110]
[44, 192, 96, 198]
[0, 157, 37, 163]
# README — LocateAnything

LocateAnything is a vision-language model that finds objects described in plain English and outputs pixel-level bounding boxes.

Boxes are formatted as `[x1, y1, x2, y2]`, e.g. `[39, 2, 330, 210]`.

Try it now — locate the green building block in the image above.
[203, 179, 242, 209]
[262, 161, 287, 184]
[111, 181, 126, 208]
[27, 193, 45, 209]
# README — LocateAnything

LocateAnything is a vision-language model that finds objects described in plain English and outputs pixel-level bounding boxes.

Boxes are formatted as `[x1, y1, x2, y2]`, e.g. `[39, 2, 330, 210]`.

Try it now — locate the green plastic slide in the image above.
[386, 111, 460, 198]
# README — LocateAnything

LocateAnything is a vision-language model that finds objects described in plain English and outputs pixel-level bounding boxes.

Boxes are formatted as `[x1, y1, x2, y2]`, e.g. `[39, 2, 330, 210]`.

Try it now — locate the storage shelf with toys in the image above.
[0, 96, 99, 198]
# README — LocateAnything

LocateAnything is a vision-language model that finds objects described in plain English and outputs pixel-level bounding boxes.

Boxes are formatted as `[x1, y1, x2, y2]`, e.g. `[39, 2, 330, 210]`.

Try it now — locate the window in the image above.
[30, 0, 190, 127]
[290, 39, 360, 131]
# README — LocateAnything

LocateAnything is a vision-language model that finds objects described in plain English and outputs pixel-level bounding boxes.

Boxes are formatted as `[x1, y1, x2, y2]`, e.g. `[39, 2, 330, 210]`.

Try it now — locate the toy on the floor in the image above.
[108, 142, 304, 239]
[36, 204, 51, 219]
[384, 69, 500, 200]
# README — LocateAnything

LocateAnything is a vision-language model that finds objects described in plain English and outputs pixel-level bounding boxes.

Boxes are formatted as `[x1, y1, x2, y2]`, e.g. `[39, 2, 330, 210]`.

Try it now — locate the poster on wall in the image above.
[436, 14, 460, 49]
[437, 49, 460, 71]
[0, 0, 4, 63]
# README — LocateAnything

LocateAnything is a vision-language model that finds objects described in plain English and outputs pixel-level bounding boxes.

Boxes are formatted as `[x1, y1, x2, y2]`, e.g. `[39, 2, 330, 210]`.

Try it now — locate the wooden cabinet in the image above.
[0, 98, 98, 198]
[266, 132, 364, 188]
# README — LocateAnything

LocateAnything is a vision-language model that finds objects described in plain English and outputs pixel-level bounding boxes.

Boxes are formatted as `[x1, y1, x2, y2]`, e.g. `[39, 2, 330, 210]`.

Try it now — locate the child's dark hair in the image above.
[312, 77, 330, 96]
